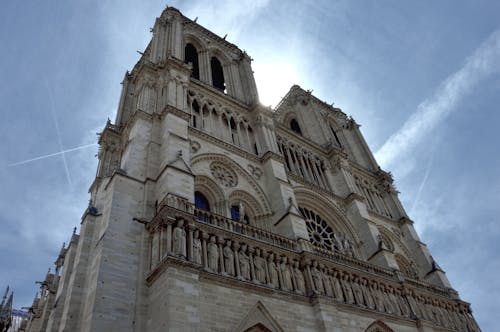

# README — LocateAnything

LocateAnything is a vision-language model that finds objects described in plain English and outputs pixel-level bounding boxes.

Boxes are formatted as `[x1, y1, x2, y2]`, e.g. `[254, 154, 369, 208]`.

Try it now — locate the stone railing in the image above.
[146, 206, 480, 332]
[155, 193, 296, 250]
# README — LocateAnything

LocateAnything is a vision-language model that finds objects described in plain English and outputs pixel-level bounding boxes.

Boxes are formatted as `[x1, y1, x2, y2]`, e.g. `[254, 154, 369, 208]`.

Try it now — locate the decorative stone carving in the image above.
[210, 162, 237, 187]
[190, 140, 201, 153]
[223, 240, 235, 276]
[247, 164, 262, 179]
[310, 261, 324, 294]
[238, 244, 250, 280]
[253, 248, 266, 284]
[351, 277, 365, 307]
[292, 261, 305, 294]
[340, 273, 355, 304]
[192, 230, 202, 264]
[361, 279, 375, 310]
[207, 236, 219, 272]
[331, 270, 344, 302]
[320, 264, 333, 297]
[267, 253, 279, 288]
[172, 219, 186, 258]
[279, 257, 293, 291]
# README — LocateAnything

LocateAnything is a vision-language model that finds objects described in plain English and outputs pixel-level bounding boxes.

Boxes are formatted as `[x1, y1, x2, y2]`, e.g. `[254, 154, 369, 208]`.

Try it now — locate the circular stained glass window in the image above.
[299, 207, 336, 251]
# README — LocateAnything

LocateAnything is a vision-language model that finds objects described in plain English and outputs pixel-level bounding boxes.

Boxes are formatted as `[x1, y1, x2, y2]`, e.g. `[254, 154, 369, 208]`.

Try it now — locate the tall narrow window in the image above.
[211, 57, 225, 91]
[191, 100, 200, 128]
[290, 119, 302, 135]
[330, 124, 342, 147]
[184, 43, 200, 79]
[194, 191, 210, 211]
[230, 205, 241, 221]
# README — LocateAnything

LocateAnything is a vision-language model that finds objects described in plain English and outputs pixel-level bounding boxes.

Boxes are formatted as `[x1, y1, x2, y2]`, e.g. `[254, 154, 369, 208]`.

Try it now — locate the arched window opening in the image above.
[211, 56, 226, 92]
[194, 191, 210, 211]
[248, 126, 258, 155]
[329, 124, 342, 147]
[184, 43, 200, 79]
[230, 118, 239, 145]
[231, 204, 250, 224]
[290, 119, 302, 135]
[191, 100, 200, 128]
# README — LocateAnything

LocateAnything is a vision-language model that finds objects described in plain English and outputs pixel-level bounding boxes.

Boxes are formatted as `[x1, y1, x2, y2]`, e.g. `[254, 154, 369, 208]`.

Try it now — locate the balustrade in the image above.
[146, 214, 478, 332]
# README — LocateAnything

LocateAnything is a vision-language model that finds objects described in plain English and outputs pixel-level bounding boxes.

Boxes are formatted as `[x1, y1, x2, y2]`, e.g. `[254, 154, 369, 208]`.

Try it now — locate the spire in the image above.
[0, 286, 8, 309]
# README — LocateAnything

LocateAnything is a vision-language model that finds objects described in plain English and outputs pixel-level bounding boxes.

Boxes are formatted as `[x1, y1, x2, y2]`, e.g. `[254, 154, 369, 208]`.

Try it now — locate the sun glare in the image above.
[253, 61, 300, 108]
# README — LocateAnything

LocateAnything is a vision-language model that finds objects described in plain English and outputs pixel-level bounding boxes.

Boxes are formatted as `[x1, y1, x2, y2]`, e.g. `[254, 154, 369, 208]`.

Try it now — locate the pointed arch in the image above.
[365, 320, 395, 332]
[194, 175, 225, 215]
[191, 154, 272, 215]
[294, 187, 362, 257]
[234, 301, 284, 332]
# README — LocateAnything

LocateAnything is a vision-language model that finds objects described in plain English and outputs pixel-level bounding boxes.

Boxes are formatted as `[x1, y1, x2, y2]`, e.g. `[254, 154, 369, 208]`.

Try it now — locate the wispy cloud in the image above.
[375, 29, 500, 168]
[410, 145, 436, 216]
[176, 0, 271, 40]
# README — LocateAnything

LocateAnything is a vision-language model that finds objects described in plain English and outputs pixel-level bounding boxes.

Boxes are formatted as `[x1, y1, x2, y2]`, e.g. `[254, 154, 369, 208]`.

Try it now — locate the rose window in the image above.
[299, 207, 336, 251]
[210, 162, 237, 187]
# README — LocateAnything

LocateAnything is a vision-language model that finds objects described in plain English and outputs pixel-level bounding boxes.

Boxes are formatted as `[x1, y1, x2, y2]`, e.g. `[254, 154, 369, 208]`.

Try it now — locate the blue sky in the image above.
[1, 1, 499, 330]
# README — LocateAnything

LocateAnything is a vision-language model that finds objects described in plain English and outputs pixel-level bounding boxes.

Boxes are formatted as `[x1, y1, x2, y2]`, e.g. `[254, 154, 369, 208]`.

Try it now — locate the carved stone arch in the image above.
[194, 175, 225, 215]
[364, 320, 395, 332]
[234, 301, 284, 332]
[207, 46, 232, 67]
[294, 187, 362, 255]
[183, 33, 207, 53]
[228, 190, 265, 220]
[394, 253, 418, 279]
[377, 226, 413, 261]
[191, 154, 272, 215]
[282, 111, 307, 137]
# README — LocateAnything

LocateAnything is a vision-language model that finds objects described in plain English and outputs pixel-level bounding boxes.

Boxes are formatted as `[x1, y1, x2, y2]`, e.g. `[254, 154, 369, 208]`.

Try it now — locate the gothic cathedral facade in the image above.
[22, 7, 479, 332]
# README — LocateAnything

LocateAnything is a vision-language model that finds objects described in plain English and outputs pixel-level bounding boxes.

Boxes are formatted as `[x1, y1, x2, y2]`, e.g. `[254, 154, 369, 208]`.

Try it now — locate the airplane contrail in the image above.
[8, 143, 97, 167]
[46, 81, 72, 185]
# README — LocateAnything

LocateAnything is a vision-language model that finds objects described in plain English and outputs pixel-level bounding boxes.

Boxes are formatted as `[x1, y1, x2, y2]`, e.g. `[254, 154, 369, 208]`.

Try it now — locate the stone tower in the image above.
[22, 7, 480, 332]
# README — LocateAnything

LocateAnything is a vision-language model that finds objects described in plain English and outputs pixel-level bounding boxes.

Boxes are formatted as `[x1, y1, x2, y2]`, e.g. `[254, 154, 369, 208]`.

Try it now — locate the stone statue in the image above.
[331, 271, 344, 302]
[340, 273, 355, 304]
[371, 282, 385, 312]
[292, 261, 305, 294]
[279, 257, 293, 291]
[351, 277, 365, 307]
[239, 201, 246, 223]
[223, 240, 234, 276]
[253, 248, 266, 283]
[267, 253, 279, 288]
[207, 236, 219, 272]
[310, 261, 324, 294]
[320, 264, 333, 297]
[192, 230, 202, 265]
[360, 279, 375, 310]
[172, 219, 186, 258]
[238, 244, 250, 280]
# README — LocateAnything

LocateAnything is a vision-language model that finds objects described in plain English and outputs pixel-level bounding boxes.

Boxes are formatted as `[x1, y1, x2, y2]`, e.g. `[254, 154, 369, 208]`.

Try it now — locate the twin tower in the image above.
[22, 7, 479, 332]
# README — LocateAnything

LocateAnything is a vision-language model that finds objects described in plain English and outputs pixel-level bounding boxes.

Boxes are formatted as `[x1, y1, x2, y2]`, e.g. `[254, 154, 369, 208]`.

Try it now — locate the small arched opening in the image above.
[290, 119, 302, 135]
[184, 43, 200, 80]
[211, 56, 226, 92]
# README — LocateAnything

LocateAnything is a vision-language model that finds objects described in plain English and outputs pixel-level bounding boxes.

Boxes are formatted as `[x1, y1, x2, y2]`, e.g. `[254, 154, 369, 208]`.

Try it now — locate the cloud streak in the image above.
[375, 29, 500, 168]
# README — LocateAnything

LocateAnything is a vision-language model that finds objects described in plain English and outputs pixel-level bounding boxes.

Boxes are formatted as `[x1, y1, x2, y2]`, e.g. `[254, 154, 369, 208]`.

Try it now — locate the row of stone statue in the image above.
[165, 218, 478, 332]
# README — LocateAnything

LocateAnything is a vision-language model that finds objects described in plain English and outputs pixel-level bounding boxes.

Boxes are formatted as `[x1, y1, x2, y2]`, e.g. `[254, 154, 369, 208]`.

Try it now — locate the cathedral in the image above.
[21, 7, 480, 332]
